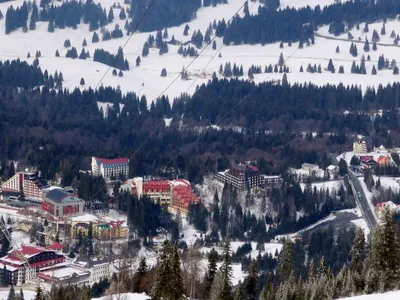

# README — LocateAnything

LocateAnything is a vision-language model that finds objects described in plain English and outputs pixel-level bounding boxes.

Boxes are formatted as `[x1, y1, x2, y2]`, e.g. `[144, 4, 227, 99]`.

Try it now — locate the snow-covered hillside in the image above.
[1, 0, 400, 104]
[338, 290, 400, 300]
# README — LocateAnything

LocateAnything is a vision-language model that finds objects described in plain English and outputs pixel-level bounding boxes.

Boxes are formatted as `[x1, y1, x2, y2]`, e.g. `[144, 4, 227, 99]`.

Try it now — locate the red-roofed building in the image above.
[377, 155, 392, 167]
[91, 157, 129, 180]
[171, 185, 200, 215]
[0, 245, 65, 285]
[47, 242, 64, 251]
[142, 180, 172, 205]
[359, 156, 377, 169]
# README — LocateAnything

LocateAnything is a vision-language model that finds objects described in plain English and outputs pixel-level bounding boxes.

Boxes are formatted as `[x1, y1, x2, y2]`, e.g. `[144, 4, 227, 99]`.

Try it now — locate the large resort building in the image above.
[216, 163, 282, 192]
[41, 188, 85, 218]
[91, 157, 129, 180]
[1, 171, 49, 202]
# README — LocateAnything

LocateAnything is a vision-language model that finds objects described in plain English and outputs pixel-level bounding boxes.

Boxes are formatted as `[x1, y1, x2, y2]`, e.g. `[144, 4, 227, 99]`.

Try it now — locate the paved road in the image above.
[348, 172, 377, 230]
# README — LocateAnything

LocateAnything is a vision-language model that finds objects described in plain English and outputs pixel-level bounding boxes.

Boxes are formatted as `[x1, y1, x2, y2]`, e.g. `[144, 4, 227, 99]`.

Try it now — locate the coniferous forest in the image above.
[0, 60, 399, 185]
[29, 209, 400, 300]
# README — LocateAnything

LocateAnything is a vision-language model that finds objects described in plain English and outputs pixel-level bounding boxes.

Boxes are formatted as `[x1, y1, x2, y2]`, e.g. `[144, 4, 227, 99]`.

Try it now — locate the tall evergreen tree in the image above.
[132, 257, 147, 293]
[7, 285, 15, 300]
[245, 260, 259, 300]
[151, 240, 173, 299]
[369, 208, 400, 291]
[218, 239, 233, 300]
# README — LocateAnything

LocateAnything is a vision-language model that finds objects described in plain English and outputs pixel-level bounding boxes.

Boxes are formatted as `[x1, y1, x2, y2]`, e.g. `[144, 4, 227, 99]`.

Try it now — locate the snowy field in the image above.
[93, 293, 149, 300]
[338, 290, 400, 300]
[300, 180, 342, 192]
[0, 0, 399, 104]
[0, 290, 36, 300]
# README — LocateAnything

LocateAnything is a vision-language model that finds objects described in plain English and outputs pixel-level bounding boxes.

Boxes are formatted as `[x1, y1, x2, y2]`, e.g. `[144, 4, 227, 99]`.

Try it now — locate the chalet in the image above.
[0, 245, 65, 285]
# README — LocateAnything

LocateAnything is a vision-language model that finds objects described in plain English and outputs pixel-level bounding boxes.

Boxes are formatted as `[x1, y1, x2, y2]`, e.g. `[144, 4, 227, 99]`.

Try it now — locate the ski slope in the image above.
[0, 0, 399, 104]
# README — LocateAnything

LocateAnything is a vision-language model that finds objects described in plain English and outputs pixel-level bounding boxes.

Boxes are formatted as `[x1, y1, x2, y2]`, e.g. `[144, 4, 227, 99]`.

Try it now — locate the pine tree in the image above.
[112, 69, 117, 76]
[34, 286, 44, 300]
[19, 289, 24, 300]
[381, 23, 386, 35]
[279, 42, 283, 49]
[327, 59, 335, 73]
[163, 28, 168, 39]
[245, 260, 259, 300]
[118, 70, 123, 77]
[350, 228, 365, 276]
[64, 39, 71, 48]
[79, 48, 86, 60]
[369, 209, 400, 291]
[142, 42, 150, 57]
[278, 52, 284, 66]
[219, 239, 233, 300]
[205, 247, 218, 297]
[364, 23, 369, 33]
[372, 65, 377, 75]
[119, 8, 126, 20]
[282, 73, 288, 87]
[80, 78, 85, 86]
[363, 38, 370, 52]
[260, 277, 274, 300]
[136, 56, 141, 66]
[82, 39, 87, 46]
[210, 271, 224, 300]
[212, 40, 217, 50]
[339, 65, 344, 73]
[300, 65, 303, 72]
[234, 285, 245, 300]
[107, 8, 114, 23]
[394, 66, 399, 75]
[183, 24, 190, 36]
[7, 285, 15, 300]
[92, 32, 99, 43]
[161, 68, 167, 77]
[132, 257, 147, 293]
[151, 240, 173, 299]
[373, 42, 377, 51]
[336, 45, 340, 53]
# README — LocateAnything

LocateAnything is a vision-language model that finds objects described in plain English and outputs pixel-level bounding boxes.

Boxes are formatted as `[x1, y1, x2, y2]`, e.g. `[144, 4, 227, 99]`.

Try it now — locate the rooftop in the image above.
[45, 188, 83, 204]
[94, 157, 129, 166]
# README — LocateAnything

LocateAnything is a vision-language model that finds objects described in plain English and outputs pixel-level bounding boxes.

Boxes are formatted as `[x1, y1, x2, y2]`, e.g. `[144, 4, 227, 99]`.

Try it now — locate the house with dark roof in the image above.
[216, 163, 263, 190]
[91, 157, 129, 180]
[42, 188, 85, 218]
[0, 245, 65, 285]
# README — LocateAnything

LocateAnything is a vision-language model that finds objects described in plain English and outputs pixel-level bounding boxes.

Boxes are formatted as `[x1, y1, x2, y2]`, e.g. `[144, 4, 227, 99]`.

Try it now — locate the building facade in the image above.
[0, 245, 65, 285]
[42, 189, 85, 218]
[91, 157, 129, 180]
[171, 185, 200, 215]
[216, 164, 263, 190]
[1, 171, 49, 202]
[93, 221, 128, 240]
[142, 180, 172, 204]
[353, 137, 368, 154]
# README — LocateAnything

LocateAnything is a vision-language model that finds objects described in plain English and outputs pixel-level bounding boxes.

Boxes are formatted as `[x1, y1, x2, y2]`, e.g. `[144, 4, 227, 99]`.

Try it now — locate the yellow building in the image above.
[93, 221, 128, 240]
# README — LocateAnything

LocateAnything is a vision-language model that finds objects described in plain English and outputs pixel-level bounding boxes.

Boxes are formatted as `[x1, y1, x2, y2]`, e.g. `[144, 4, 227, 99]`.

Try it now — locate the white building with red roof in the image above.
[91, 157, 129, 180]
[171, 185, 200, 215]
[0, 244, 65, 285]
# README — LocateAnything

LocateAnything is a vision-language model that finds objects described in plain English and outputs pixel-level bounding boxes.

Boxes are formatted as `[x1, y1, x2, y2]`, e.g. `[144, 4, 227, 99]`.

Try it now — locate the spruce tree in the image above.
[80, 78, 85, 86]
[205, 247, 218, 297]
[219, 239, 233, 300]
[82, 39, 87, 46]
[394, 66, 399, 75]
[142, 42, 150, 57]
[369, 208, 400, 291]
[92, 32, 100, 43]
[350, 228, 365, 276]
[7, 284, 15, 300]
[161, 68, 167, 77]
[336, 45, 340, 53]
[260, 277, 274, 300]
[47, 20, 54, 32]
[245, 260, 259, 300]
[278, 52, 284, 66]
[234, 285, 245, 300]
[151, 240, 173, 299]
[107, 8, 114, 23]
[171, 244, 185, 300]
[132, 257, 147, 293]
[372, 65, 377, 75]
[136, 56, 141, 66]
